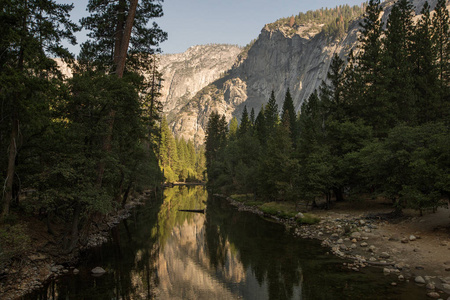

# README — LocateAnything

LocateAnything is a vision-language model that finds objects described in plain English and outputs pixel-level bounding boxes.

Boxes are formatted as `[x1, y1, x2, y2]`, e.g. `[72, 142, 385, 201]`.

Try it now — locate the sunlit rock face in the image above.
[158, 44, 242, 123]
[169, 22, 358, 145]
[167, 0, 441, 145]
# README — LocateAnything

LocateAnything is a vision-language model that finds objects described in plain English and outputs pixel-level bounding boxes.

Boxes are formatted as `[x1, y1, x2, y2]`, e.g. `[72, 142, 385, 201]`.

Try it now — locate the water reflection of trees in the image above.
[205, 196, 303, 300]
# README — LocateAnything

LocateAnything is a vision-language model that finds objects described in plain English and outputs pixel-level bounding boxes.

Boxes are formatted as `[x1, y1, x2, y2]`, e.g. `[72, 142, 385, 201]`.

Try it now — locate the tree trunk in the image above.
[96, 0, 138, 187]
[2, 118, 19, 219]
[113, 0, 127, 67]
[333, 187, 345, 202]
[115, 0, 139, 78]
[121, 183, 132, 208]
[67, 202, 81, 253]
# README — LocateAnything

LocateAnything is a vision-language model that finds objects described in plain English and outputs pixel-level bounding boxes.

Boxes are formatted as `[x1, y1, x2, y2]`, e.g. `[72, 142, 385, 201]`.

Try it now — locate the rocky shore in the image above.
[220, 194, 450, 300]
[0, 193, 150, 300]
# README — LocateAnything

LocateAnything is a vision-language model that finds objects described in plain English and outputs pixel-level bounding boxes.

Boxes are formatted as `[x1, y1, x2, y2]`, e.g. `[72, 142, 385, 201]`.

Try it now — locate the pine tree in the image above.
[205, 112, 228, 170]
[239, 105, 251, 136]
[432, 0, 450, 120]
[80, 0, 167, 187]
[355, 0, 388, 137]
[254, 106, 267, 145]
[229, 117, 239, 139]
[321, 54, 345, 121]
[79, 0, 167, 73]
[0, 0, 78, 218]
[250, 107, 256, 125]
[265, 91, 279, 132]
[382, 0, 415, 125]
[281, 88, 297, 143]
[412, 1, 439, 123]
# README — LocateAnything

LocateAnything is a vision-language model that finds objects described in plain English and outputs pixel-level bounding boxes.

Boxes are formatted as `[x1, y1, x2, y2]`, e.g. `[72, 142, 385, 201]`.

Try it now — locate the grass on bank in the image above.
[230, 194, 320, 225]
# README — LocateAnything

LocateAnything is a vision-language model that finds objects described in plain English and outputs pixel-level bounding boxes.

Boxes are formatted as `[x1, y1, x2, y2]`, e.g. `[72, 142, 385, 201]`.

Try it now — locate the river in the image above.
[26, 186, 426, 299]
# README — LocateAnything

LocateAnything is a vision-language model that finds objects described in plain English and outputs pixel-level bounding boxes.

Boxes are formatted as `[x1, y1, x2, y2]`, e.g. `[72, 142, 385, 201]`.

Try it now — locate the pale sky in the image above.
[58, 0, 364, 56]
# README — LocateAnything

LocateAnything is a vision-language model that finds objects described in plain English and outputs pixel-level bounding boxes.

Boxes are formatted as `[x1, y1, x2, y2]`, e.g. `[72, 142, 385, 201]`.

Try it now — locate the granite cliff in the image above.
[165, 0, 442, 145]
[158, 44, 242, 123]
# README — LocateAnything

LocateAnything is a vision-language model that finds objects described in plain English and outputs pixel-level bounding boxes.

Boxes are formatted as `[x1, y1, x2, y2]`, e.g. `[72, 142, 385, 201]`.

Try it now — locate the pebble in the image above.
[73, 268, 79, 275]
[426, 292, 440, 298]
[391, 282, 397, 286]
[442, 283, 450, 290]
[360, 242, 368, 247]
[409, 235, 416, 241]
[415, 276, 426, 284]
[351, 232, 361, 238]
[426, 283, 435, 290]
[379, 252, 390, 259]
[383, 268, 391, 274]
[401, 238, 409, 243]
[91, 267, 106, 275]
[398, 275, 405, 281]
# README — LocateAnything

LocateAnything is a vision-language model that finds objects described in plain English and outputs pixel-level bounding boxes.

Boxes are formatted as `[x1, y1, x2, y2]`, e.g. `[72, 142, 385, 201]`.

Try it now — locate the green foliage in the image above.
[0, 0, 167, 256]
[159, 117, 205, 183]
[230, 194, 255, 202]
[205, 1, 450, 216]
[296, 213, 321, 225]
[0, 224, 31, 265]
[259, 202, 297, 218]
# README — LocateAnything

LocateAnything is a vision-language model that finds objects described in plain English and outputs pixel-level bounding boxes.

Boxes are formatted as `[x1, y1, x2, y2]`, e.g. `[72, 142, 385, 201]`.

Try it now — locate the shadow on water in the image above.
[25, 186, 427, 300]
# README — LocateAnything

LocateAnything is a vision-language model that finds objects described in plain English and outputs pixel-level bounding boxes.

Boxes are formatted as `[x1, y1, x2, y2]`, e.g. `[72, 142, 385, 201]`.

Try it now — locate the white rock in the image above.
[91, 267, 106, 275]
[415, 276, 426, 284]
[295, 212, 305, 219]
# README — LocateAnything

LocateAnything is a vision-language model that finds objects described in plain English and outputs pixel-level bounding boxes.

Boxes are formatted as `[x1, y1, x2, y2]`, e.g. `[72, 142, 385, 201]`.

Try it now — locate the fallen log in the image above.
[178, 209, 205, 214]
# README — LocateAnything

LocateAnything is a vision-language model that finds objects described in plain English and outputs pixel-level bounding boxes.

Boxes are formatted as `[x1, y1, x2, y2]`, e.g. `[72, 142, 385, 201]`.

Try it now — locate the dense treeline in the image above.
[0, 0, 168, 258]
[268, 4, 366, 38]
[160, 117, 206, 183]
[206, 0, 450, 215]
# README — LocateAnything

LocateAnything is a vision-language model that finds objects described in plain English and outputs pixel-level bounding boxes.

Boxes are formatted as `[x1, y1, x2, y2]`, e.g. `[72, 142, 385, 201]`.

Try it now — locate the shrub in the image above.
[0, 224, 31, 266]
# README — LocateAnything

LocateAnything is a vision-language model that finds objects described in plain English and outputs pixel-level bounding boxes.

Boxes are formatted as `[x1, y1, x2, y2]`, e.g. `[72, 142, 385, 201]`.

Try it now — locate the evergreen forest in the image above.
[0, 0, 202, 264]
[268, 3, 366, 38]
[206, 0, 450, 215]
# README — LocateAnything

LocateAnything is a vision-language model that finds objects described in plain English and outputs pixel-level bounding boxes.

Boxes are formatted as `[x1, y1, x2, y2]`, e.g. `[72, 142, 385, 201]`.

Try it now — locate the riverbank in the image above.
[218, 194, 450, 299]
[0, 192, 151, 300]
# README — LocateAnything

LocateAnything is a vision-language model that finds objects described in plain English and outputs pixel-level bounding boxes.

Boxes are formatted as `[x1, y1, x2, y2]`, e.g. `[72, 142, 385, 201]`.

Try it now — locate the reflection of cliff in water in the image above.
[153, 186, 246, 299]
[152, 186, 303, 300]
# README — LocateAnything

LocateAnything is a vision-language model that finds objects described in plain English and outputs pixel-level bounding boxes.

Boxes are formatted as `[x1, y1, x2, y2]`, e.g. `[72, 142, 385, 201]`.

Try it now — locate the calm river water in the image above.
[26, 186, 427, 299]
